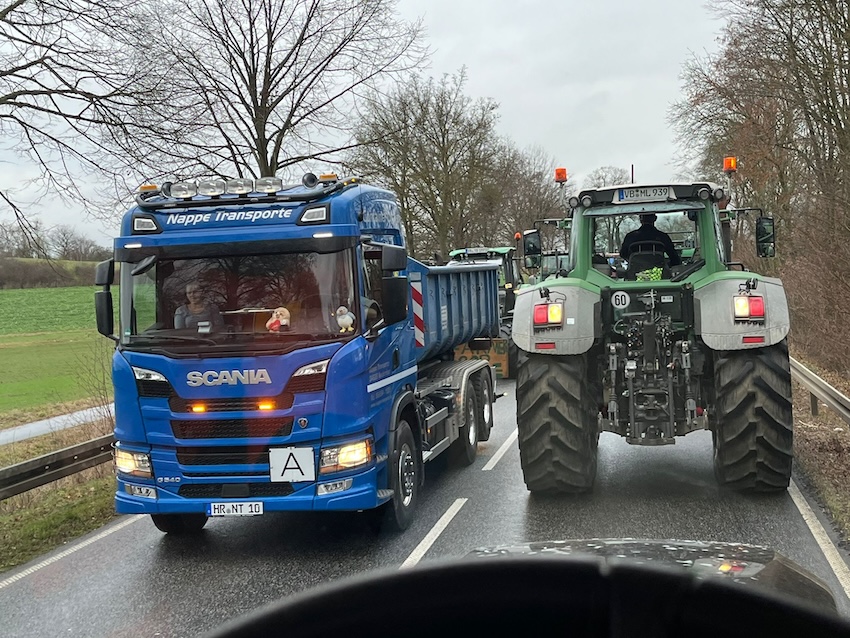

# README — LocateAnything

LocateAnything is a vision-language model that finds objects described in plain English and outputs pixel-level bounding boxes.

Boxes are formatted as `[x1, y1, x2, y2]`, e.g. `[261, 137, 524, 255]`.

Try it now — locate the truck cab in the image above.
[95, 174, 499, 533]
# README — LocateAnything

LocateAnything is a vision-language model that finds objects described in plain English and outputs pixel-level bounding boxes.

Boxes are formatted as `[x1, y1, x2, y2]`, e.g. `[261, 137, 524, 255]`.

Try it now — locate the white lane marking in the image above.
[789, 480, 850, 599]
[400, 498, 467, 569]
[482, 428, 518, 471]
[366, 366, 418, 393]
[0, 515, 143, 590]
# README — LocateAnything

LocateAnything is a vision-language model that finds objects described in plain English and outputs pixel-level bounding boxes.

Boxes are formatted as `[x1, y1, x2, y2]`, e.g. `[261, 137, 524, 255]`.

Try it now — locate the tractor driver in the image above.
[619, 213, 681, 267]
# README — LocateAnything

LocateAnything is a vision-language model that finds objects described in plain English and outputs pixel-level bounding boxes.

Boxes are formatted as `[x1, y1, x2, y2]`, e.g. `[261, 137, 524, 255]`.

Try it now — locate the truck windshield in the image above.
[119, 248, 359, 352]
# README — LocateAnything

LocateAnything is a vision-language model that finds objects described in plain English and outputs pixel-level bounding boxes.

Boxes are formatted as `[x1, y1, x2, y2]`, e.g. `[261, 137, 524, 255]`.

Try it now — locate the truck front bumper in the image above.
[115, 465, 387, 515]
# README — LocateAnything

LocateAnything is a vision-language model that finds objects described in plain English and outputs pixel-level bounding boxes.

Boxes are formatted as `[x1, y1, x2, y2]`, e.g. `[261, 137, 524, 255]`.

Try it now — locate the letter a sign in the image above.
[269, 447, 316, 482]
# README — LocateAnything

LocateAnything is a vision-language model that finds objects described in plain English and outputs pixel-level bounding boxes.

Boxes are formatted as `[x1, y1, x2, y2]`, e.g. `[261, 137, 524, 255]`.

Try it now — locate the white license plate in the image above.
[208, 501, 264, 516]
[615, 186, 673, 203]
[269, 447, 316, 482]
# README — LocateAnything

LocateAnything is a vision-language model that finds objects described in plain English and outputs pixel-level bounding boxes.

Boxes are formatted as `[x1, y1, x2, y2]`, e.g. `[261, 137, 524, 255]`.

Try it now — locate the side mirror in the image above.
[523, 229, 541, 257]
[755, 216, 776, 258]
[381, 244, 408, 272]
[381, 276, 409, 325]
[95, 290, 115, 339]
[95, 258, 115, 287]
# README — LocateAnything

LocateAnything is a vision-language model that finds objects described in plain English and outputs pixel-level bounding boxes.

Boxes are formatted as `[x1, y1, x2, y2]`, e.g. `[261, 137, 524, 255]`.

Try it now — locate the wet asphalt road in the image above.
[1, 380, 849, 637]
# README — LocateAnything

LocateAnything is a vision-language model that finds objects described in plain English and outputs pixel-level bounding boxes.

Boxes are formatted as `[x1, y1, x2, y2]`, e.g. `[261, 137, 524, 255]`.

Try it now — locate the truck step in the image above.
[422, 437, 451, 462]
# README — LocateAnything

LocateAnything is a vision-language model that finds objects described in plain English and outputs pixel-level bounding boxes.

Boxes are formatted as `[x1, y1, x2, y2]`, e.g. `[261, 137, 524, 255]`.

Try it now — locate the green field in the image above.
[0, 287, 113, 429]
[0, 286, 98, 335]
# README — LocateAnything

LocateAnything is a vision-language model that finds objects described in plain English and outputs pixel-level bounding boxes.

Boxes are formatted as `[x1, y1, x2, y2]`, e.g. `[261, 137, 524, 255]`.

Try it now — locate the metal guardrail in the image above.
[790, 357, 850, 424]
[0, 434, 114, 500]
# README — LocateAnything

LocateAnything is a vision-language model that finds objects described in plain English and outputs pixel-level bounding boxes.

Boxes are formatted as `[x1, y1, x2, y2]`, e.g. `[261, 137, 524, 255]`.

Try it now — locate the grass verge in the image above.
[0, 468, 118, 574]
[792, 380, 850, 543]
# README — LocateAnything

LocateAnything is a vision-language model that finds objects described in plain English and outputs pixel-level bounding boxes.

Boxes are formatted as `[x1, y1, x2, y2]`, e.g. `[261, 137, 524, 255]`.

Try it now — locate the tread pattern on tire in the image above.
[516, 353, 598, 493]
[474, 370, 494, 442]
[712, 339, 793, 492]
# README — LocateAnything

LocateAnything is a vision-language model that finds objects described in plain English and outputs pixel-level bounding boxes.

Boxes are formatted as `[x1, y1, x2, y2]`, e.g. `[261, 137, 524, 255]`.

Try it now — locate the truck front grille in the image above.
[177, 446, 269, 465]
[169, 394, 294, 413]
[177, 483, 294, 498]
[170, 417, 294, 439]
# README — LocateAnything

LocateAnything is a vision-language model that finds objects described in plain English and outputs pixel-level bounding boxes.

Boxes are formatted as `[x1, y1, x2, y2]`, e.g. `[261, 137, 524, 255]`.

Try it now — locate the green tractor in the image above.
[512, 183, 791, 493]
[448, 246, 523, 378]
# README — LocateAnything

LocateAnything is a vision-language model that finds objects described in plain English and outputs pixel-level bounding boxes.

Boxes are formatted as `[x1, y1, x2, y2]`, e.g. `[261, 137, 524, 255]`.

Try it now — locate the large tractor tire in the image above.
[516, 352, 599, 493]
[712, 339, 793, 492]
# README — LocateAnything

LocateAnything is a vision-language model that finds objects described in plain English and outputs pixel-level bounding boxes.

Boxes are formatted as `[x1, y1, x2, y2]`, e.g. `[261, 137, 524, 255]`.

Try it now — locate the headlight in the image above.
[132, 366, 167, 382]
[320, 438, 373, 474]
[115, 449, 153, 478]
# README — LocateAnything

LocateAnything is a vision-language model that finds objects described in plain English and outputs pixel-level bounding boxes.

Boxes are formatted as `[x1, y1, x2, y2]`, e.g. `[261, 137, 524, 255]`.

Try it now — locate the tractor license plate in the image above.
[208, 501, 264, 516]
[615, 186, 672, 203]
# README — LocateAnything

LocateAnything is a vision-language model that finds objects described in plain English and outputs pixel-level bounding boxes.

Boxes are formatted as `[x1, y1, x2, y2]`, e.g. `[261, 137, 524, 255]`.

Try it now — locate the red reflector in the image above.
[742, 336, 765, 344]
[533, 304, 549, 325]
[535, 342, 556, 350]
[696, 407, 704, 416]
[748, 296, 764, 317]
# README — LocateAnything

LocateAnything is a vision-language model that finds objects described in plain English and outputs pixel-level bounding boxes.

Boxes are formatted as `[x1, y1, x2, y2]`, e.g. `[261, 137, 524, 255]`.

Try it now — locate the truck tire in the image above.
[516, 353, 598, 493]
[368, 419, 419, 532]
[475, 370, 494, 442]
[150, 513, 208, 534]
[712, 339, 793, 492]
[452, 385, 480, 466]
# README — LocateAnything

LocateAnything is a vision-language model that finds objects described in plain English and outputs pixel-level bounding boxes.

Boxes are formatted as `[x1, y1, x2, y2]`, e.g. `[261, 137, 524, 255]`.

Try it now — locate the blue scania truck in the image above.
[94, 173, 499, 533]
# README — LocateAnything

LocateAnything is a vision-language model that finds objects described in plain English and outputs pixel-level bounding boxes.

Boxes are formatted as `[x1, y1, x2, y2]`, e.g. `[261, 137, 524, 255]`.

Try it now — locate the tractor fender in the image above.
[694, 276, 789, 350]
[511, 282, 600, 355]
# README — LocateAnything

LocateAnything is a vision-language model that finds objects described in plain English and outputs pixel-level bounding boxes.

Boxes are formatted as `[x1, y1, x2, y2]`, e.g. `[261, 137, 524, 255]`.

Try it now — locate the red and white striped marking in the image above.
[411, 280, 425, 347]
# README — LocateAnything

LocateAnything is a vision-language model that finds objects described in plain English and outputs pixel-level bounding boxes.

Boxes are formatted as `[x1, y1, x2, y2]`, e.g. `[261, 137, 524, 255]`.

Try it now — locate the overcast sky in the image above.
[396, 0, 723, 183]
[3, 0, 723, 244]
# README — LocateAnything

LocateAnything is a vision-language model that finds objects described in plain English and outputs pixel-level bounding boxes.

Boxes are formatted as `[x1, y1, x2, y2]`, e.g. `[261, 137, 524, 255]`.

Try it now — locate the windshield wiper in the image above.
[670, 259, 706, 282]
[129, 333, 218, 345]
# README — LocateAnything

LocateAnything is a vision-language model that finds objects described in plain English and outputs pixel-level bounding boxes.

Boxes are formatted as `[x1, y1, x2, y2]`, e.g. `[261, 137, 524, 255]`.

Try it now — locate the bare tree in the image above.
[0, 0, 143, 239]
[349, 69, 499, 258]
[100, 0, 427, 189]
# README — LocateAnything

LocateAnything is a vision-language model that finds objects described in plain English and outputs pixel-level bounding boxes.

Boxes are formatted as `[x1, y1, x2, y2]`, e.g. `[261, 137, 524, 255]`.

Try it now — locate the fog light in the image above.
[317, 478, 354, 495]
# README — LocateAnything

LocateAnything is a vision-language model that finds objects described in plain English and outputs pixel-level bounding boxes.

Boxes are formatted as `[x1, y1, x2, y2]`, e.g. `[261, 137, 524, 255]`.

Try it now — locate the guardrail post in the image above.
[811, 393, 819, 416]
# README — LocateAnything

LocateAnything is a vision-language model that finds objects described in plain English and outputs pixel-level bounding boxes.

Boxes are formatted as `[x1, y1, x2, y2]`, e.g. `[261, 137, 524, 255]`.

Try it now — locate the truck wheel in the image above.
[150, 513, 208, 534]
[712, 339, 793, 492]
[516, 353, 598, 493]
[475, 370, 494, 442]
[369, 419, 419, 532]
[452, 385, 480, 466]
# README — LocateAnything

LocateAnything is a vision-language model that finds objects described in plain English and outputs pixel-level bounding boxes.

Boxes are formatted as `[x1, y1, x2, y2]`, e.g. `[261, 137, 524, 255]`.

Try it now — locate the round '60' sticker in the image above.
[611, 291, 631, 309]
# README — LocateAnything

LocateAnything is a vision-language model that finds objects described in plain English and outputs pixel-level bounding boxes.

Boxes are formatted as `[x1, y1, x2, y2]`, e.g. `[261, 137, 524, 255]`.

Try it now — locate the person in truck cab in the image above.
[619, 213, 681, 267]
[174, 282, 224, 330]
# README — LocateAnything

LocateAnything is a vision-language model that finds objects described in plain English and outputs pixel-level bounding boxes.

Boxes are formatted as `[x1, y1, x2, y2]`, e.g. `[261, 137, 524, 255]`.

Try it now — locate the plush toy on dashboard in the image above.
[335, 305, 356, 333]
[265, 307, 290, 332]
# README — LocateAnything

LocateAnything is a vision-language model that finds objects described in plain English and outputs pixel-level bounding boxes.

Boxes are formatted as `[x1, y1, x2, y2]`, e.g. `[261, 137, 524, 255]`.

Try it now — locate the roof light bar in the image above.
[255, 177, 283, 193]
[171, 182, 197, 198]
[197, 179, 225, 197]
[226, 178, 254, 194]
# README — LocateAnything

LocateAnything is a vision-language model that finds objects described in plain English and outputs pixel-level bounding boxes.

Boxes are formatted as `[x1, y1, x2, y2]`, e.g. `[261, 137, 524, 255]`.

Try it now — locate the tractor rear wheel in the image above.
[516, 353, 598, 493]
[712, 339, 793, 492]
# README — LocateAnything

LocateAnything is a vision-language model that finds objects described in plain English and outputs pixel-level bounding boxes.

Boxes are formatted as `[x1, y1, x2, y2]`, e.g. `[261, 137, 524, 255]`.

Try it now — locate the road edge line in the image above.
[789, 480, 850, 600]
[0, 515, 143, 590]
[482, 428, 518, 471]
[400, 498, 467, 569]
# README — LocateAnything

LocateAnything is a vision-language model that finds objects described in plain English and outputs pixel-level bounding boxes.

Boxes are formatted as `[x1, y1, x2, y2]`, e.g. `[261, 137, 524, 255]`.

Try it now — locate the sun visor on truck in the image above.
[115, 235, 358, 262]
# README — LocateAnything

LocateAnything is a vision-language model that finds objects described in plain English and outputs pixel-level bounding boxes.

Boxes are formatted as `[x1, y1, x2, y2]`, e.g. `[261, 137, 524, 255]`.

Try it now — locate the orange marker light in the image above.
[723, 156, 738, 173]
[554, 167, 568, 183]
[138, 184, 158, 192]
[514, 232, 522, 241]
[258, 402, 275, 411]
[191, 404, 206, 413]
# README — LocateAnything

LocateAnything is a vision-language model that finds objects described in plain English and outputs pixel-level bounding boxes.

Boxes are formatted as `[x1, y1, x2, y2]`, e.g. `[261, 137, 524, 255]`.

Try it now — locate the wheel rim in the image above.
[467, 395, 477, 446]
[398, 443, 415, 507]
[482, 383, 491, 425]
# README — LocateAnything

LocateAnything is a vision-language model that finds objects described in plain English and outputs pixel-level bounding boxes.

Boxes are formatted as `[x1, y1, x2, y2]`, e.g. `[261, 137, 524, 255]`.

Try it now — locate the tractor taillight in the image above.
[733, 295, 764, 321]
[533, 303, 563, 327]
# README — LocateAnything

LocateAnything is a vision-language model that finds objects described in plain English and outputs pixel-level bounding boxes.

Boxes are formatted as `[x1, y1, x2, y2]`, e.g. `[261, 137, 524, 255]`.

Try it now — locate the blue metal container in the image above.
[406, 258, 500, 363]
